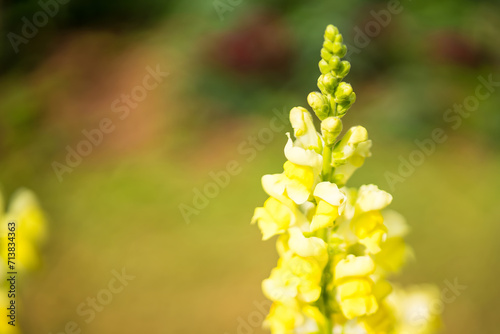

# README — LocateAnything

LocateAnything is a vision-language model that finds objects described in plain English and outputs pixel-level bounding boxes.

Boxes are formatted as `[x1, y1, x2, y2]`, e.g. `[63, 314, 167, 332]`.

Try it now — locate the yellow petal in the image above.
[338, 278, 373, 300]
[335, 255, 375, 283]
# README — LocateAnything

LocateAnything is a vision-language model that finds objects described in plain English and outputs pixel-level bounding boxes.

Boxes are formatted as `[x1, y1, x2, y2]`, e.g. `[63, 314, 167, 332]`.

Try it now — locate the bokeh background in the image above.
[1, 0, 499, 333]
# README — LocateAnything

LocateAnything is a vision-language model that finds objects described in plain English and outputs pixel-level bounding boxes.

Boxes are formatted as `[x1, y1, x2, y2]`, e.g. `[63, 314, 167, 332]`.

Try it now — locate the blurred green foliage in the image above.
[0, 0, 174, 72]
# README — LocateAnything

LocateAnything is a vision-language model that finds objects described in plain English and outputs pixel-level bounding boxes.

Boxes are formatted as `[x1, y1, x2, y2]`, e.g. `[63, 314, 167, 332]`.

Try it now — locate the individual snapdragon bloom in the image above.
[334, 255, 378, 319]
[282, 161, 317, 205]
[275, 107, 323, 204]
[375, 210, 414, 274]
[332, 126, 372, 186]
[349, 185, 393, 254]
[310, 182, 346, 232]
[263, 228, 328, 304]
[261, 111, 322, 205]
[252, 174, 314, 240]
[288, 107, 322, 153]
[252, 196, 299, 240]
[288, 228, 328, 265]
[264, 300, 327, 334]
[263, 254, 324, 304]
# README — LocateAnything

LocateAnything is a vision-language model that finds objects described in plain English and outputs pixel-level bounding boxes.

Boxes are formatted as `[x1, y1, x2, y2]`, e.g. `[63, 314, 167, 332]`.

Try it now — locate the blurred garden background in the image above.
[1, 0, 500, 333]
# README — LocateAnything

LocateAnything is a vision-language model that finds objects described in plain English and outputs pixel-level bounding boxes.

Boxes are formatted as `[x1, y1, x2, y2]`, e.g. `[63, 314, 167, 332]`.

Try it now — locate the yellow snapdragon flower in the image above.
[251, 24, 441, 334]
[263, 254, 324, 304]
[252, 196, 299, 240]
[0, 189, 47, 272]
[388, 285, 442, 334]
[332, 126, 372, 186]
[289, 107, 322, 153]
[334, 255, 378, 319]
[0, 188, 46, 334]
[375, 210, 414, 274]
[349, 185, 393, 254]
[264, 300, 327, 334]
[310, 182, 346, 232]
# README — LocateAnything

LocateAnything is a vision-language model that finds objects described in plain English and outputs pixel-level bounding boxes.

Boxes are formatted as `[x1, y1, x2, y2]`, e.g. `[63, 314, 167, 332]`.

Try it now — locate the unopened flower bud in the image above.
[346, 126, 368, 144]
[323, 40, 334, 53]
[325, 24, 339, 42]
[319, 59, 330, 74]
[328, 56, 340, 70]
[332, 42, 345, 56]
[335, 82, 354, 101]
[321, 48, 333, 62]
[336, 61, 351, 78]
[321, 117, 343, 146]
[337, 93, 356, 116]
[317, 73, 339, 95]
[308, 92, 331, 120]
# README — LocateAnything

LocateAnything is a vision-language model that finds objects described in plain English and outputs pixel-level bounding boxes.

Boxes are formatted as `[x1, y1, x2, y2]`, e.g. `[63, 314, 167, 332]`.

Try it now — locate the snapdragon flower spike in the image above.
[251, 24, 441, 334]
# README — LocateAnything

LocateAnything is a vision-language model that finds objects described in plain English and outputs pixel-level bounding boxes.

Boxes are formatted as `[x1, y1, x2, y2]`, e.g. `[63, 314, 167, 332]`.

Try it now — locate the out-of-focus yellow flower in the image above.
[310, 182, 346, 232]
[348, 185, 393, 254]
[264, 300, 327, 334]
[350, 211, 387, 254]
[0, 188, 46, 334]
[0, 189, 47, 272]
[388, 285, 442, 334]
[375, 210, 414, 274]
[362, 302, 396, 334]
[334, 255, 378, 319]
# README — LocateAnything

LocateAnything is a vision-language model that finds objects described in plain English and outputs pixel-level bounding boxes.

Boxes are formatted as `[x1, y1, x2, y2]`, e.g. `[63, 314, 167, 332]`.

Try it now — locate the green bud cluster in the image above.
[308, 25, 356, 125]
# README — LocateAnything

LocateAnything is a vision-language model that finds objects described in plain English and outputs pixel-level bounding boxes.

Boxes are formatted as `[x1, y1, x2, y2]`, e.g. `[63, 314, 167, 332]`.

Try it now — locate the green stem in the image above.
[322, 145, 333, 182]
[320, 140, 336, 333]
[319, 227, 333, 334]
